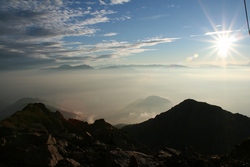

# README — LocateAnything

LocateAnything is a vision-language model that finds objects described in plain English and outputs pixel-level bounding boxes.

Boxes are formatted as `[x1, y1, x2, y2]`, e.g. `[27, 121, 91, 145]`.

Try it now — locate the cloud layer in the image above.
[0, 0, 176, 70]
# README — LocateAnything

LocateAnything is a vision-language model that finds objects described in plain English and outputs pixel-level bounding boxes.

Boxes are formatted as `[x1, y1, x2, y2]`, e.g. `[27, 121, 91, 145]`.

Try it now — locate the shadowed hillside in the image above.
[0, 97, 79, 121]
[122, 99, 250, 155]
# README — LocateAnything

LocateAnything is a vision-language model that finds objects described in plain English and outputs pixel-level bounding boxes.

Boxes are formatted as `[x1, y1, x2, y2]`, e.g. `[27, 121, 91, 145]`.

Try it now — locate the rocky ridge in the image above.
[1, 101, 250, 166]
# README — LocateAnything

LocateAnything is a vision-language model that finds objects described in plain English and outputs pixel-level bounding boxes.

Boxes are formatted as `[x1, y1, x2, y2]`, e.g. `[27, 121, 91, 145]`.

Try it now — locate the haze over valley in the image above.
[1, 65, 250, 124]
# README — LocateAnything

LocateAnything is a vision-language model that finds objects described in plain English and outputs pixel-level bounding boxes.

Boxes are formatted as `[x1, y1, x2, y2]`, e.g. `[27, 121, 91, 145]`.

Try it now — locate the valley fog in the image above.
[1, 67, 250, 124]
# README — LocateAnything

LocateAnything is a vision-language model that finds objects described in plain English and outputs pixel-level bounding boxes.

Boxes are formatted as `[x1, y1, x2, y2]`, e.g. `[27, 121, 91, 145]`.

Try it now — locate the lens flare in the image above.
[197, 1, 248, 66]
[215, 35, 236, 58]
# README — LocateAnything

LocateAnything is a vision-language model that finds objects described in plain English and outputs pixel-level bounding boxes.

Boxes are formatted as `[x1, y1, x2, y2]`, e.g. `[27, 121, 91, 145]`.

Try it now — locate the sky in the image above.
[0, 0, 250, 69]
[1, 0, 250, 124]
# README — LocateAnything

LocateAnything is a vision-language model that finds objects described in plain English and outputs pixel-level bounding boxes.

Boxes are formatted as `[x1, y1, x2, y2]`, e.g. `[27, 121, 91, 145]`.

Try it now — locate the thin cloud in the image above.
[204, 30, 233, 36]
[168, 5, 175, 8]
[142, 14, 169, 20]
[42, 37, 177, 64]
[110, 0, 131, 5]
[100, 0, 108, 5]
[102, 32, 119, 36]
[75, 37, 177, 60]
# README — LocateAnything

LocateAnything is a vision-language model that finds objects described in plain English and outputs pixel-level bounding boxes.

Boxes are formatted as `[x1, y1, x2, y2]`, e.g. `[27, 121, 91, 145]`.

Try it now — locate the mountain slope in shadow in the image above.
[0, 97, 79, 121]
[122, 99, 250, 155]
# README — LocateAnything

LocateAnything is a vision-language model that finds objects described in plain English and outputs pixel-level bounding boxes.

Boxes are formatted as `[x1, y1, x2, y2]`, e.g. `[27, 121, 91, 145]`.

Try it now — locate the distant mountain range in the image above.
[39, 63, 250, 72]
[98, 63, 250, 70]
[44, 64, 94, 71]
[0, 97, 79, 121]
[122, 99, 250, 155]
[108, 95, 172, 124]
[100, 64, 188, 70]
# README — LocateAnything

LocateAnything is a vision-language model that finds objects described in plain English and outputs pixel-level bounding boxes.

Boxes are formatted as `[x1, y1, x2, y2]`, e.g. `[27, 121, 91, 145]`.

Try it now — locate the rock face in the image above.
[122, 99, 250, 155]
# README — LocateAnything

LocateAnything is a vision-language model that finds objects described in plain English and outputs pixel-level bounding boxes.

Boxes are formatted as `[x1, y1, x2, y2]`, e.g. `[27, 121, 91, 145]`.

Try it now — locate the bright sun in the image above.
[215, 35, 236, 58]
[200, 30, 244, 66]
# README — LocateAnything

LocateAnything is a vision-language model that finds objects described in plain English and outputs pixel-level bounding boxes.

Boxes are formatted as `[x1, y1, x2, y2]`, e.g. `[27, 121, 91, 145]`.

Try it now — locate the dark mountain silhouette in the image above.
[0, 97, 79, 121]
[108, 95, 172, 124]
[122, 99, 250, 155]
[1, 102, 250, 166]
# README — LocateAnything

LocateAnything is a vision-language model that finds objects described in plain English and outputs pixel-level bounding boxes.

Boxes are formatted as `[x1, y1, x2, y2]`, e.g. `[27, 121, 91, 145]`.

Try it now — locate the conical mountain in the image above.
[108, 95, 172, 124]
[122, 99, 250, 155]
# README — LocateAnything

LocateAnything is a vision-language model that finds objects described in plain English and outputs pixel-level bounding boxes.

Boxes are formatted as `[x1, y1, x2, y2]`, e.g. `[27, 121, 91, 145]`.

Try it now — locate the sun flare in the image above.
[200, 29, 246, 66]
[215, 35, 236, 58]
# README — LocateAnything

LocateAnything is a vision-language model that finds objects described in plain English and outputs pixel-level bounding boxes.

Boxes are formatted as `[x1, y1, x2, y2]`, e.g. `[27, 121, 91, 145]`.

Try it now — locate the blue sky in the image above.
[1, 0, 250, 70]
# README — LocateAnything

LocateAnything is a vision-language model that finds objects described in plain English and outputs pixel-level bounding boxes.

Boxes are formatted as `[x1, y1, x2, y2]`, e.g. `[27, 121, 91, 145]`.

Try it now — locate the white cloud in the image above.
[73, 37, 177, 61]
[0, 0, 177, 69]
[87, 115, 96, 124]
[0, 0, 115, 40]
[110, 0, 130, 5]
[102, 32, 118, 36]
[99, 0, 107, 5]
[142, 14, 169, 20]
[0, 0, 123, 69]
[204, 30, 233, 36]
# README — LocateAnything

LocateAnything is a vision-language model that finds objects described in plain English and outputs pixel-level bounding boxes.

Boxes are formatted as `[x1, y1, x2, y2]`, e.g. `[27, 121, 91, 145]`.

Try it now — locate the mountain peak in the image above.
[24, 102, 46, 110]
[0, 103, 65, 133]
[167, 98, 223, 114]
[91, 118, 113, 129]
[123, 99, 250, 155]
[50, 64, 94, 70]
[145, 95, 171, 102]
